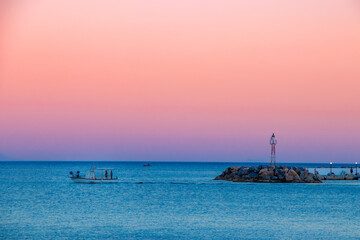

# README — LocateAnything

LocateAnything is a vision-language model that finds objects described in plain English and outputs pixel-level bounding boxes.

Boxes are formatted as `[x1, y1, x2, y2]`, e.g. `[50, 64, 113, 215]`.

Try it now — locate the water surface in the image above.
[0, 162, 359, 239]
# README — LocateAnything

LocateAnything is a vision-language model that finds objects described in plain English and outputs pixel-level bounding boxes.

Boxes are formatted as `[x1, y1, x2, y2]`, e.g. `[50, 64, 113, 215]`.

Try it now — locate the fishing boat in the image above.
[69, 167, 118, 184]
[143, 163, 151, 167]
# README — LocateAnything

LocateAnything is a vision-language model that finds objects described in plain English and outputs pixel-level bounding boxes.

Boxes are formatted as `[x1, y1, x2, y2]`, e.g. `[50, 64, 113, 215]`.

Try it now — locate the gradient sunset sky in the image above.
[0, 0, 359, 162]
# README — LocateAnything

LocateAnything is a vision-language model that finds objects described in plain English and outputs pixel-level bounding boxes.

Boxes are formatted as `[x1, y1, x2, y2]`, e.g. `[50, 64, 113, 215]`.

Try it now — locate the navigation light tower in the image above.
[270, 133, 277, 167]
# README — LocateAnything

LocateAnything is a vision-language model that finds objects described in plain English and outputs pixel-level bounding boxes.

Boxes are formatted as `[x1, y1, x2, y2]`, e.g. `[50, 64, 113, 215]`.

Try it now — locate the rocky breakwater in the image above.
[215, 165, 322, 183]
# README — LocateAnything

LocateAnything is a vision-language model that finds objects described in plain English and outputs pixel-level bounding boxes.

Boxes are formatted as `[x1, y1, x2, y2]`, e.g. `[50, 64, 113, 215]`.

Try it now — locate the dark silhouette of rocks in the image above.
[215, 165, 322, 183]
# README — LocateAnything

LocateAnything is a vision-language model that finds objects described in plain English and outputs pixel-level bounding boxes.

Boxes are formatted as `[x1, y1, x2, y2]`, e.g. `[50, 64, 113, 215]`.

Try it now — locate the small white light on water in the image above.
[330, 162, 332, 164]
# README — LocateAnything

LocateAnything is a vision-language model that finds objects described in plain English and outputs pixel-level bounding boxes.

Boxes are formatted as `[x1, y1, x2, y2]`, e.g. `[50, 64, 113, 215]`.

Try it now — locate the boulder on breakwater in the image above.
[215, 165, 322, 183]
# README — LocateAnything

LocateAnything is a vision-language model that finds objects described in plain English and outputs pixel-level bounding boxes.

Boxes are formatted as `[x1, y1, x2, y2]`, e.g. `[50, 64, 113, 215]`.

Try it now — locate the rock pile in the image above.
[215, 165, 322, 183]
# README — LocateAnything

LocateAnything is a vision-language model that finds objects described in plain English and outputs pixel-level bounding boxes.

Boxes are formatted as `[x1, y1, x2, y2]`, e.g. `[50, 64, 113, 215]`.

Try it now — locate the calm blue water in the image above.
[0, 161, 359, 239]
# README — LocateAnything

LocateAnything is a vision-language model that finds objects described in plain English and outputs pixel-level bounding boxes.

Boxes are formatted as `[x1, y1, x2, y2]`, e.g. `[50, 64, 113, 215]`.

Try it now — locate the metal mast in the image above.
[270, 133, 277, 167]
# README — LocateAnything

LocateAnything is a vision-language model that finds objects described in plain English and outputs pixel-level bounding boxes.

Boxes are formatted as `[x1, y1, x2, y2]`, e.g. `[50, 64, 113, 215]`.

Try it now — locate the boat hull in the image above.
[70, 177, 118, 184]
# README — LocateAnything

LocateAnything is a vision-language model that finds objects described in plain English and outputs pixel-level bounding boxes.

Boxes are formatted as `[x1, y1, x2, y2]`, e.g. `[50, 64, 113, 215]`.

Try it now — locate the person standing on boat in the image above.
[350, 167, 353, 175]
[110, 170, 113, 179]
[105, 170, 108, 179]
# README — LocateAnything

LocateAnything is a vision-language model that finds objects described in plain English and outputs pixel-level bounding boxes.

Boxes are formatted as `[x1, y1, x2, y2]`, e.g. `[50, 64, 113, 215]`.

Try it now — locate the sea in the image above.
[0, 161, 359, 239]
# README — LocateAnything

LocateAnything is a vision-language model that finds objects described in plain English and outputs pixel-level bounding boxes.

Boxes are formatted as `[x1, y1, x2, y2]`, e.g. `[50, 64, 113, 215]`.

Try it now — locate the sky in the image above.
[0, 0, 359, 162]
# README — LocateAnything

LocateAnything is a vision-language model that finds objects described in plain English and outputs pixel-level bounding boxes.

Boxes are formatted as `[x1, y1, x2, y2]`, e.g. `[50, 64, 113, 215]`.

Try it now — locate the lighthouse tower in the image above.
[270, 133, 277, 167]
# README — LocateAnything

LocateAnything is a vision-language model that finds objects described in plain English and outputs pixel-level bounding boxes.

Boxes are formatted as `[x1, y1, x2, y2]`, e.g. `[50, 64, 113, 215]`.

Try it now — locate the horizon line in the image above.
[0, 160, 357, 165]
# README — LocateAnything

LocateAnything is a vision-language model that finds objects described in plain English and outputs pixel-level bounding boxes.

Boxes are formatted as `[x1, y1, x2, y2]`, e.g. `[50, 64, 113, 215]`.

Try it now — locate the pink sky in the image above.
[0, 0, 360, 162]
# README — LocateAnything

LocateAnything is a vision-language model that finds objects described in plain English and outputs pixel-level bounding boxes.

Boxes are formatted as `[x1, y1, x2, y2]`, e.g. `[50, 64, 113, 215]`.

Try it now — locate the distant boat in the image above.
[69, 167, 118, 184]
[143, 164, 151, 167]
